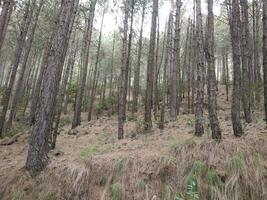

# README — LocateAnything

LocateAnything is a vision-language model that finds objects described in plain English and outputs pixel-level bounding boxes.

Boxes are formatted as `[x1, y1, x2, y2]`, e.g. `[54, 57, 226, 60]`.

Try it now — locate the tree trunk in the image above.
[253, 0, 261, 107]
[240, 0, 252, 123]
[26, 0, 78, 176]
[0, 0, 36, 137]
[29, 36, 52, 125]
[88, 5, 105, 121]
[230, 0, 243, 136]
[72, 0, 96, 128]
[170, 0, 182, 120]
[132, 4, 145, 114]
[144, 0, 158, 130]
[195, 0, 205, 136]
[0, 0, 14, 53]
[206, 0, 221, 140]
[118, 0, 129, 139]
[7, 0, 44, 126]
[109, 29, 116, 98]
[263, 0, 267, 123]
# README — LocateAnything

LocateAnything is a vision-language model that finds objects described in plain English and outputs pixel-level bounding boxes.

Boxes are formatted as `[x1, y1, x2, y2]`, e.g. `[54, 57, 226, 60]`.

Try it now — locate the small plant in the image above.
[11, 191, 22, 200]
[110, 182, 122, 200]
[174, 193, 184, 200]
[80, 144, 98, 160]
[186, 175, 200, 200]
[115, 158, 127, 174]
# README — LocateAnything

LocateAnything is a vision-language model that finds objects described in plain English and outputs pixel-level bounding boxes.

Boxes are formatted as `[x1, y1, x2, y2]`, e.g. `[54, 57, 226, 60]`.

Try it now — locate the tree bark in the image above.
[240, 0, 252, 123]
[230, 0, 243, 136]
[118, 0, 129, 139]
[263, 0, 267, 123]
[7, 0, 44, 126]
[206, 0, 221, 140]
[0, 0, 14, 54]
[195, 0, 205, 136]
[170, 0, 182, 120]
[132, 4, 145, 114]
[26, 0, 78, 176]
[87, 5, 105, 121]
[144, 0, 158, 130]
[0, 0, 36, 137]
[72, 0, 96, 128]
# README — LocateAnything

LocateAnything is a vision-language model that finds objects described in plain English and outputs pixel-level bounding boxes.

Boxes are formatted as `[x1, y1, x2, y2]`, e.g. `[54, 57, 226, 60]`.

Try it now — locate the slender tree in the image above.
[0, 0, 36, 137]
[144, 0, 158, 130]
[195, 0, 205, 136]
[206, 0, 221, 140]
[230, 0, 243, 136]
[118, 0, 129, 139]
[132, 4, 145, 114]
[72, 0, 96, 128]
[88, 4, 106, 121]
[263, 0, 267, 123]
[7, 0, 44, 126]
[240, 0, 252, 123]
[0, 0, 14, 54]
[26, 0, 78, 176]
[170, 0, 182, 120]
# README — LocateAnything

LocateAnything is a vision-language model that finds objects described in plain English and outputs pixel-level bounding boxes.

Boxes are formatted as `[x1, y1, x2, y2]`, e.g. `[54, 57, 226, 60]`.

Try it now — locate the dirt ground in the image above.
[0, 87, 267, 199]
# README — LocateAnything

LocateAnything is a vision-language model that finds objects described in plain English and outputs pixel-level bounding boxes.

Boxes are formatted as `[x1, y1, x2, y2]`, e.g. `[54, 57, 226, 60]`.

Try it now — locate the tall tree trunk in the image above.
[26, 0, 78, 176]
[72, 0, 96, 128]
[88, 6, 106, 121]
[170, 0, 182, 120]
[144, 0, 158, 130]
[122, 0, 134, 119]
[222, 53, 229, 101]
[263, 0, 267, 123]
[109, 29, 116, 98]
[118, 0, 129, 139]
[28, 37, 52, 125]
[187, 20, 193, 113]
[195, 0, 205, 136]
[240, 0, 252, 123]
[132, 4, 145, 114]
[206, 0, 221, 140]
[51, 26, 78, 149]
[230, 0, 243, 136]
[253, 0, 261, 107]
[7, 0, 44, 126]
[0, 0, 14, 54]
[0, 0, 36, 137]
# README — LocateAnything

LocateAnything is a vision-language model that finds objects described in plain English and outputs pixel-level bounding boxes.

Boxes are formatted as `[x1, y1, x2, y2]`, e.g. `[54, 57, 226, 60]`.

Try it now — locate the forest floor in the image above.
[0, 87, 267, 200]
